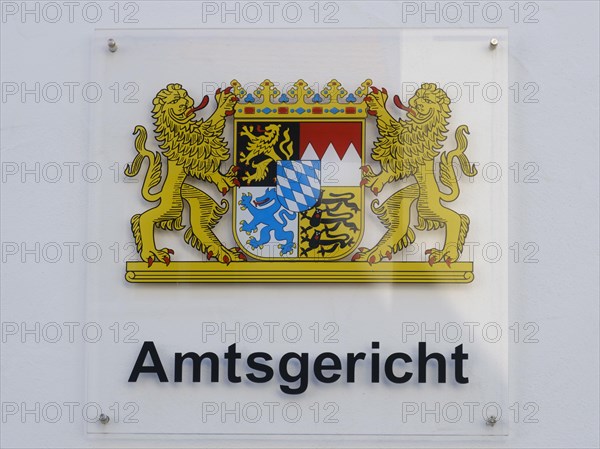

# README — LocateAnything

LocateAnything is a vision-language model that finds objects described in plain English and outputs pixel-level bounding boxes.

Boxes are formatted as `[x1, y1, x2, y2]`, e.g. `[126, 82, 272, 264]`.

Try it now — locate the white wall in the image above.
[1, 1, 598, 448]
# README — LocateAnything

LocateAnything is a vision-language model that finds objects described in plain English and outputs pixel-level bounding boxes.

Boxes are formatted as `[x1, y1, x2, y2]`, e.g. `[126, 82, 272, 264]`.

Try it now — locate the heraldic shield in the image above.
[233, 82, 365, 261]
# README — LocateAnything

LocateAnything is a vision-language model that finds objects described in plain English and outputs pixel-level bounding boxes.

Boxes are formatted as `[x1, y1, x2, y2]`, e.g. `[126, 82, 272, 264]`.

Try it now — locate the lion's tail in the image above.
[278, 128, 294, 159]
[124, 125, 162, 202]
[278, 209, 296, 226]
[439, 125, 478, 203]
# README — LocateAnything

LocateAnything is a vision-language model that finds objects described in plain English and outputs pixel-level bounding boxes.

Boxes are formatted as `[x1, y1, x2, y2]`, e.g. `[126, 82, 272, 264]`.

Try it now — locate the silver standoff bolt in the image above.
[99, 413, 110, 424]
[485, 416, 498, 427]
[107, 38, 117, 53]
[489, 38, 499, 49]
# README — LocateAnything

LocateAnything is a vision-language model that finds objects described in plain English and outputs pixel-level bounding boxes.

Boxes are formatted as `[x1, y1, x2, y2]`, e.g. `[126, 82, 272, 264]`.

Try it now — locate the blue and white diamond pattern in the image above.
[276, 160, 321, 213]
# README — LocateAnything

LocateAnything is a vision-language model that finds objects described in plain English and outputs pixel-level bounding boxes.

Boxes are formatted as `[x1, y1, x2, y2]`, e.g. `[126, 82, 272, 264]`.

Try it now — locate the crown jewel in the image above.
[231, 79, 372, 118]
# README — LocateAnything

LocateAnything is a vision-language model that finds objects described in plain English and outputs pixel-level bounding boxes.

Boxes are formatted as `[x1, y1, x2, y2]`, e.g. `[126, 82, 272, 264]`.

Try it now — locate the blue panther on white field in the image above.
[238, 188, 297, 256]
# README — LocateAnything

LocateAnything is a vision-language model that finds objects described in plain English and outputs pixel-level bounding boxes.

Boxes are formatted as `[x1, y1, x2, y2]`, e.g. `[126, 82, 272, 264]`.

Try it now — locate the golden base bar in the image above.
[125, 261, 474, 283]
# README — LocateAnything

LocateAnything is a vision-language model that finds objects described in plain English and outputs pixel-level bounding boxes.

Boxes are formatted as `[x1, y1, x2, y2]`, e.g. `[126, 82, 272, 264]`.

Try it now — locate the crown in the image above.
[230, 79, 372, 119]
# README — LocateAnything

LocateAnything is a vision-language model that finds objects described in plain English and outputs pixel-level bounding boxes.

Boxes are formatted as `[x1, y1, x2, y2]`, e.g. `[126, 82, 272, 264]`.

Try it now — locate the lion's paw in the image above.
[239, 220, 257, 234]
[247, 237, 261, 249]
[239, 193, 253, 209]
[425, 247, 458, 267]
[279, 241, 295, 256]
[360, 172, 385, 195]
[141, 247, 174, 267]
[207, 246, 247, 264]
[351, 246, 393, 265]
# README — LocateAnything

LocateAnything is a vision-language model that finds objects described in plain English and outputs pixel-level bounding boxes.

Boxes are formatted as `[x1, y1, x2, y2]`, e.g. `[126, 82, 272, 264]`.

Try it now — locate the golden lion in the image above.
[353, 83, 478, 266]
[238, 124, 293, 184]
[125, 83, 245, 266]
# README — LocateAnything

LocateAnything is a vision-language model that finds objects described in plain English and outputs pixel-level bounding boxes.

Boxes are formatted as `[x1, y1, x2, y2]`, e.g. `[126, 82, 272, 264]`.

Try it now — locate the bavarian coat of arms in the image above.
[124, 79, 477, 283]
